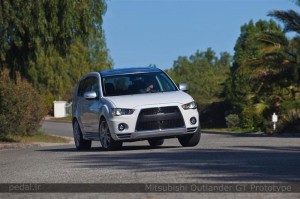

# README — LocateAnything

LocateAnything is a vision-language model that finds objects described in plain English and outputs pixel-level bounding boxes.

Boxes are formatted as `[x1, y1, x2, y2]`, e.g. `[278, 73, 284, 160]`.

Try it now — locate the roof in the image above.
[99, 67, 162, 77]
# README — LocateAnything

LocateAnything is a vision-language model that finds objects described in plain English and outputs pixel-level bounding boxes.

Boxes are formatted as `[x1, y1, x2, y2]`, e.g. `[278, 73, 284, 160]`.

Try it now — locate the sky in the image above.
[103, 0, 298, 70]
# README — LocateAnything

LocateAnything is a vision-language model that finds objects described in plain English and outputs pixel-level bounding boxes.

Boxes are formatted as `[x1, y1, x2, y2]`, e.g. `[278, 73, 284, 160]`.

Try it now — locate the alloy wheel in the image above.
[73, 121, 81, 147]
[99, 120, 111, 149]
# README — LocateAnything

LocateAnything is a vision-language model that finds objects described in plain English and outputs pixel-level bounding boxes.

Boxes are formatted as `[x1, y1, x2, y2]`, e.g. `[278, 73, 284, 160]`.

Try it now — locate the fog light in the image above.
[118, 123, 126, 131]
[190, 117, 197, 125]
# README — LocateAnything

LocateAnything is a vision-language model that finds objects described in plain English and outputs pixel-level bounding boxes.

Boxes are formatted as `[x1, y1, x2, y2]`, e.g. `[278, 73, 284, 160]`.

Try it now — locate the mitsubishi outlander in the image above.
[72, 67, 200, 150]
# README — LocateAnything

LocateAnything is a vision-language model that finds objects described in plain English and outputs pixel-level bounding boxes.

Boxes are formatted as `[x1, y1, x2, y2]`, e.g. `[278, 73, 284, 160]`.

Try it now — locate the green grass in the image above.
[50, 116, 72, 122]
[0, 131, 70, 143]
[202, 128, 258, 134]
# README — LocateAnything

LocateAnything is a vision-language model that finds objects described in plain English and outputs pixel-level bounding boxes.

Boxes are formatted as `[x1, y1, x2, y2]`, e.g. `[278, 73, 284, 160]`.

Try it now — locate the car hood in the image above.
[105, 91, 194, 108]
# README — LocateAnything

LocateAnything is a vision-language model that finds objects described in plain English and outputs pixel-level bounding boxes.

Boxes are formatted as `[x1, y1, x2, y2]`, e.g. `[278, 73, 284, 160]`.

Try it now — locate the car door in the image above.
[76, 77, 89, 135]
[80, 75, 102, 139]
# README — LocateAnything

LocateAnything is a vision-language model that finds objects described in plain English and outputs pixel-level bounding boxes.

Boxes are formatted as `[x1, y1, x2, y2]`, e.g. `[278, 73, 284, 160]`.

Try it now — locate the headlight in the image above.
[111, 108, 135, 116]
[182, 101, 197, 110]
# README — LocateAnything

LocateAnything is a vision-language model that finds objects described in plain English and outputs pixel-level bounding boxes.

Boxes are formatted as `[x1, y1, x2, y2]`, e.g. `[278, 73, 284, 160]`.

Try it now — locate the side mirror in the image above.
[84, 91, 97, 100]
[179, 83, 189, 91]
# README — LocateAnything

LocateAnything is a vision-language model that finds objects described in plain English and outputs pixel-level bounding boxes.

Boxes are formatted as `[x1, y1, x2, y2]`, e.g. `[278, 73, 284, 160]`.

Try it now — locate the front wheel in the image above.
[99, 119, 122, 150]
[73, 120, 92, 150]
[148, 138, 164, 147]
[178, 128, 200, 147]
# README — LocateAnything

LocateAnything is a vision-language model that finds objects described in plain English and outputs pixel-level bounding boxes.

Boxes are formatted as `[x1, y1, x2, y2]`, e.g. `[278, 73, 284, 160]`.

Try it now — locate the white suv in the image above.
[72, 67, 200, 150]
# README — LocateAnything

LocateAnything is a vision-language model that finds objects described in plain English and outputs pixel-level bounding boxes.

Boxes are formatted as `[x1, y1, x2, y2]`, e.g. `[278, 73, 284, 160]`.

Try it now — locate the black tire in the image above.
[99, 119, 123, 150]
[148, 138, 164, 147]
[73, 120, 92, 150]
[178, 128, 201, 147]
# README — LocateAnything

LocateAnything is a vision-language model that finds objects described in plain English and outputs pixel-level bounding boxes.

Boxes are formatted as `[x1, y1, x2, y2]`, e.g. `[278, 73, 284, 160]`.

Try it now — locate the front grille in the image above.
[136, 106, 185, 131]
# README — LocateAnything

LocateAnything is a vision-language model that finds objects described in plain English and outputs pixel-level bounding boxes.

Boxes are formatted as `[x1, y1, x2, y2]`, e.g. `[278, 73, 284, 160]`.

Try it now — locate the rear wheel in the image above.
[73, 120, 92, 150]
[148, 138, 164, 147]
[99, 119, 122, 150]
[178, 128, 200, 147]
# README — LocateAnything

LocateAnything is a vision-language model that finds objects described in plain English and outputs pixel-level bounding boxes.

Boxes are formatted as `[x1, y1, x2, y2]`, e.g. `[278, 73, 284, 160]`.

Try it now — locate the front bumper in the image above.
[114, 127, 198, 141]
[106, 104, 199, 141]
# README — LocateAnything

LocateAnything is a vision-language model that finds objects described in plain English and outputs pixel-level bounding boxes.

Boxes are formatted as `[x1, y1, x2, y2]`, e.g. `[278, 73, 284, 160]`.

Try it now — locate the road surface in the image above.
[0, 121, 299, 199]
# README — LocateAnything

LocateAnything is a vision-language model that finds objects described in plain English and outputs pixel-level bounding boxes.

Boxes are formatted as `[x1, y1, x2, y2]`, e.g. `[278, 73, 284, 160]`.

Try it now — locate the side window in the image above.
[77, 80, 87, 97]
[157, 74, 173, 91]
[77, 76, 99, 97]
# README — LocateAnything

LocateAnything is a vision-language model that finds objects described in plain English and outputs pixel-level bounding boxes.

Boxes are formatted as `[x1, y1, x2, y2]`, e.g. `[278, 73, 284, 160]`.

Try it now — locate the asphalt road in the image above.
[1, 121, 300, 199]
[41, 120, 73, 137]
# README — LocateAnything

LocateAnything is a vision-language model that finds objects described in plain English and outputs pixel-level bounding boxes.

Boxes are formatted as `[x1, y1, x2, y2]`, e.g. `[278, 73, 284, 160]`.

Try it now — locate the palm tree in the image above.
[238, 0, 300, 102]
[235, 30, 299, 116]
[268, 2, 300, 84]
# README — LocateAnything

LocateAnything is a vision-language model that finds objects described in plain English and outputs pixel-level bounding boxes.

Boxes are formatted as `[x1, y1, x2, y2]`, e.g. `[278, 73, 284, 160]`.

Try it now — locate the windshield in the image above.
[101, 72, 178, 96]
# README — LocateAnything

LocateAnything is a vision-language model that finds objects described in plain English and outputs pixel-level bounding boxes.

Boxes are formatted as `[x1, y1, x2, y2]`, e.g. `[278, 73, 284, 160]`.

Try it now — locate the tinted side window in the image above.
[157, 73, 177, 91]
[77, 76, 99, 97]
[77, 80, 86, 97]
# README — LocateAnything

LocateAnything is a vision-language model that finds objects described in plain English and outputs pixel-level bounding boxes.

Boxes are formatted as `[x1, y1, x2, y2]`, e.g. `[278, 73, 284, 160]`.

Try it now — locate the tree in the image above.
[232, 19, 283, 70]
[241, 1, 300, 112]
[167, 48, 231, 111]
[226, 20, 284, 108]
[0, 0, 112, 110]
[268, 1, 300, 84]
[225, 19, 286, 130]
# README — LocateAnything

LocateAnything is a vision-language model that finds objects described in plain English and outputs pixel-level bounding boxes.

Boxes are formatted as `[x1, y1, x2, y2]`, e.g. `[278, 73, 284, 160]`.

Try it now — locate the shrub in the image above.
[0, 69, 47, 137]
[225, 114, 240, 128]
[261, 119, 277, 134]
[200, 101, 231, 128]
[280, 100, 300, 114]
[239, 107, 265, 131]
[277, 108, 300, 133]
[240, 108, 255, 129]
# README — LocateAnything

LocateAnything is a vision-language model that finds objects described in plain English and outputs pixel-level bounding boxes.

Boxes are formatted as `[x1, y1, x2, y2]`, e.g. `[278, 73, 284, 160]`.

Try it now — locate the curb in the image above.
[0, 143, 40, 151]
[202, 130, 300, 137]
[201, 130, 264, 135]
[0, 136, 74, 151]
[42, 119, 72, 124]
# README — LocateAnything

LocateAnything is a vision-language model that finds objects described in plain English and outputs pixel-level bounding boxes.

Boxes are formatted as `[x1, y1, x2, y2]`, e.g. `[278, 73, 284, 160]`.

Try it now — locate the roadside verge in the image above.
[0, 136, 73, 151]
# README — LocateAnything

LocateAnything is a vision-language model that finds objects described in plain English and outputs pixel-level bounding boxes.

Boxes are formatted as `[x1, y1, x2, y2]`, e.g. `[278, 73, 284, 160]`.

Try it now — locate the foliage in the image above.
[226, 19, 285, 112]
[225, 114, 240, 128]
[257, 0, 300, 134]
[232, 19, 282, 70]
[166, 49, 231, 127]
[224, 19, 298, 132]
[268, 2, 300, 34]
[280, 100, 300, 113]
[224, 2, 300, 133]
[268, 3, 300, 85]
[200, 101, 231, 128]
[166, 48, 231, 111]
[0, 0, 112, 112]
[240, 108, 265, 131]
[277, 108, 300, 133]
[239, 108, 255, 130]
[0, 69, 47, 137]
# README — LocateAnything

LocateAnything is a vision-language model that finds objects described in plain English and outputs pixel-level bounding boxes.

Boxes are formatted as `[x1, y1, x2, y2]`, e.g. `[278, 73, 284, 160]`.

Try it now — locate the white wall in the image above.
[53, 101, 67, 118]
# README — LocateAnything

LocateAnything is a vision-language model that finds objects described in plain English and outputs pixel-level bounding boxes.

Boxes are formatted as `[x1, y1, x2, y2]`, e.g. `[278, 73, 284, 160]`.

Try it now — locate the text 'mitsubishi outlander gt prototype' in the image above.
[72, 67, 200, 150]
